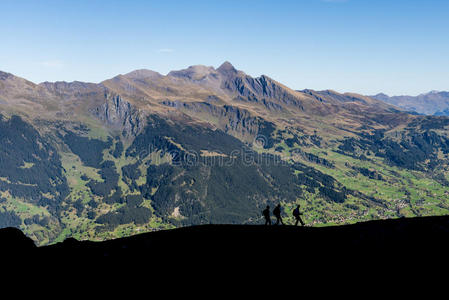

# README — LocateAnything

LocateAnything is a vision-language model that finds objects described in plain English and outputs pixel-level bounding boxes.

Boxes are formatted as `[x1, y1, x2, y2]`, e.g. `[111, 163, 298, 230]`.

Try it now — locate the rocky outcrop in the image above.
[161, 100, 260, 138]
[39, 81, 100, 98]
[222, 73, 304, 111]
[91, 92, 144, 137]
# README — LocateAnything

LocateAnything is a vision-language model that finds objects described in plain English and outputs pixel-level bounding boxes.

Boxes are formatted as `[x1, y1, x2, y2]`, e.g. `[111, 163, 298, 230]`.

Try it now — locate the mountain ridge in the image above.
[371, 91, 449, 116]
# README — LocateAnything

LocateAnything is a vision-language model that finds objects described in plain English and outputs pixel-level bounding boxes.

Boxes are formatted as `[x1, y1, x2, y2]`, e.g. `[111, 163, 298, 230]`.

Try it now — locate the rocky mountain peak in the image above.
[375, 93, 390, 97]
[371, 93, 391, 102]
[0, 70, 37, 100]
[217, 61, 238, 76]
[167, 65, 217, 81]
[0, 70, 35, 86]
[0, 70, 14, 81]
[123, 69, 163, 80]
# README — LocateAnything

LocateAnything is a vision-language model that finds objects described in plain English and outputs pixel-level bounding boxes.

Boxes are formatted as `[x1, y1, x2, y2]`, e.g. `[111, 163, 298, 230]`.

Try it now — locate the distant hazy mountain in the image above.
[371, 91, 449, 116]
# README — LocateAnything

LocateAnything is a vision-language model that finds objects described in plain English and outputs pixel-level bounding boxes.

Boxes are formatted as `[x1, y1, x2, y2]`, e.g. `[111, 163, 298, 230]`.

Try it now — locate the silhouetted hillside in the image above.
[3, 216, 449, 272]
[0, 227, 36, 254]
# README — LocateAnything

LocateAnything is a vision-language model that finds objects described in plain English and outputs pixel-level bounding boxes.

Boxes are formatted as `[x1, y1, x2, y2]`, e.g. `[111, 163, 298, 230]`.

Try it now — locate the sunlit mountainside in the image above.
[2, 62, 449, 245]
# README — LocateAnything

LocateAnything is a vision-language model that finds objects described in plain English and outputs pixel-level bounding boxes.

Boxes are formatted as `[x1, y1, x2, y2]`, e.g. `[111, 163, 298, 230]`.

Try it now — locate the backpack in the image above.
[293, 208, 299, 217]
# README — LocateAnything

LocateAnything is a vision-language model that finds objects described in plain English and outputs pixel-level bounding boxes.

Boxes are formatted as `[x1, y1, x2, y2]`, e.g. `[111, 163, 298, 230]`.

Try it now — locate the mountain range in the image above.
[1, 62, 449, 246]
[371, 91, 449, 116]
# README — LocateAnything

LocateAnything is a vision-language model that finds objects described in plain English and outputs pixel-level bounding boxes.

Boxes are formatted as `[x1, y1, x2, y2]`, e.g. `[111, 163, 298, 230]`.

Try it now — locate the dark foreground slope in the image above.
[3, 215, 449, 269]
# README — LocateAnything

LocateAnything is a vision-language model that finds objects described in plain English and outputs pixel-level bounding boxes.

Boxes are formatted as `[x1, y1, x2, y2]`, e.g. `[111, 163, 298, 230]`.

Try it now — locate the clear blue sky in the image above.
[1, 0, 448, 95]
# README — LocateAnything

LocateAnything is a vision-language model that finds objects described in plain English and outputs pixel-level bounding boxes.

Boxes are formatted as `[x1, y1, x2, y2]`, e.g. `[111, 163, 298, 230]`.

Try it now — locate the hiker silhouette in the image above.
[263, 205, 271, 225]
[293, 205, 305, 226]
[273, 204, 284, 225]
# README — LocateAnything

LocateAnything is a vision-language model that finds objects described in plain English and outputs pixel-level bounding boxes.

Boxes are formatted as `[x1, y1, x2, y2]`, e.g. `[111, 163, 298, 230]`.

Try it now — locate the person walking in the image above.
[273, 204, 284, 225]
[293, 204, 305, 226]
[263, 205, 271, 225]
